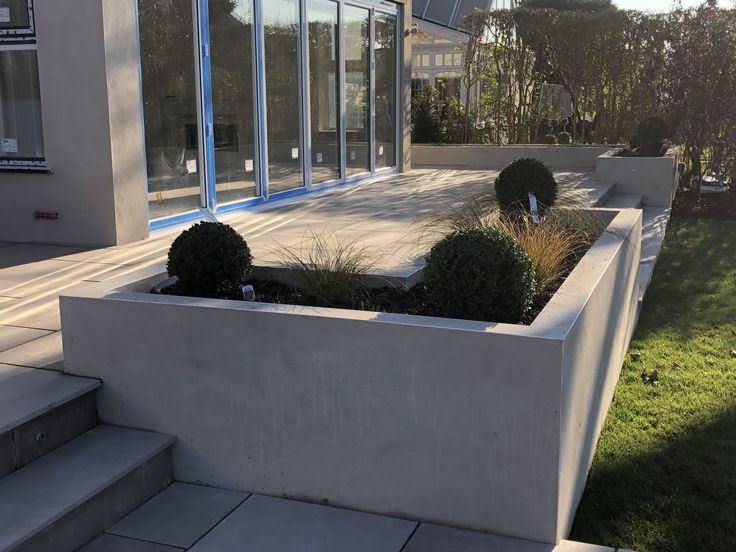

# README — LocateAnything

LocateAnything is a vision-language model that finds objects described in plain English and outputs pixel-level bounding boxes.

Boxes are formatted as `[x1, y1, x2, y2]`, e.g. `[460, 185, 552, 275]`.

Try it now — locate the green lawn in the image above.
[570, 219, 736, 552]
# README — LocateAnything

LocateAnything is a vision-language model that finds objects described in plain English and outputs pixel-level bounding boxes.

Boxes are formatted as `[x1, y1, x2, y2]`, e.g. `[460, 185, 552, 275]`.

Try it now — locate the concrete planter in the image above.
[412, 144, 616, 170]
[60, 208, 642, 545]
[596, 146, 681, 208]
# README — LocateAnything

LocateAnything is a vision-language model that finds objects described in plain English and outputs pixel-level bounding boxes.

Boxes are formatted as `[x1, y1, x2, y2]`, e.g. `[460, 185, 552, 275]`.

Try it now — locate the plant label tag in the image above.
[291, 148, 299, 159]
[244, 159, 254, 172]
[316, 152, 323, 163]
[528, 192, 540, 224]
[1, 138, 17, 153]
[350, 150, 356, 160]
[0, 8, 10, 23]
[186, 159, 197, 174]
[378, 146, 384, 156]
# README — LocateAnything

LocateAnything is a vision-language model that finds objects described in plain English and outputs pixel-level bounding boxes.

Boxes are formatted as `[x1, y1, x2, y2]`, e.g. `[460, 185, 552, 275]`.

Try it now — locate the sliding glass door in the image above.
[263, 0, 304, 194]
[138, 0, 401, 224]
[208, 0, 259, 205]
[139, 0, 203, 220]
[374, 12, 397, 170]
[343, 5, 371, 177]
[307, 0, 340, 184]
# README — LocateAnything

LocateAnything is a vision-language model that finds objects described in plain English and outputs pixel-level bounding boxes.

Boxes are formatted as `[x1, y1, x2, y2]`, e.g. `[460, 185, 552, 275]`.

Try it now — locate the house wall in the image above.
[0, 0, 149, 247]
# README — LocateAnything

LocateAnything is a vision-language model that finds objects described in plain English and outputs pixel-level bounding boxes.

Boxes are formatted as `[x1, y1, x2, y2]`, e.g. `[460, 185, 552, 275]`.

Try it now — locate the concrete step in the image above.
[603, 192, 643, 209]
[0, 425, 175, 552]
[638, 207, 671, 305]
[0, 365, 99, 478]
[565, 181, 616, 208]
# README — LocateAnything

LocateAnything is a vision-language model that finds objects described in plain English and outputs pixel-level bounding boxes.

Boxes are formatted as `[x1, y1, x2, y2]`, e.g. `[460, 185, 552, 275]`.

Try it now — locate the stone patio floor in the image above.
[0, 168, 626, 552]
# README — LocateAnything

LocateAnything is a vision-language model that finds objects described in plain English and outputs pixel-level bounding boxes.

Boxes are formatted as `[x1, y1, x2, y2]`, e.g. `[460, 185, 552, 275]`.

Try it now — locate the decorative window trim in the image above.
[0, 0, 36, 41]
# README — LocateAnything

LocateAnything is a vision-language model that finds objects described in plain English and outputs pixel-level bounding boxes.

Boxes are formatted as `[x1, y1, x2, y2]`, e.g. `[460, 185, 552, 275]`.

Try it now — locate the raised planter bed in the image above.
[596, 146, 681, 208]
[60, 208, 642, 545]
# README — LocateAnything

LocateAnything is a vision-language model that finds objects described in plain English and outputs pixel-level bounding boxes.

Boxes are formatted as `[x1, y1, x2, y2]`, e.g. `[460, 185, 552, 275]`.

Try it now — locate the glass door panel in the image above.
[307, 0, 340, 184]
[374, 13, 397, 170]
[139, 0, 203, 220]
[263, 0, 303, 194]
[208, 0, 258, 205]
[344, 5, 370, 177]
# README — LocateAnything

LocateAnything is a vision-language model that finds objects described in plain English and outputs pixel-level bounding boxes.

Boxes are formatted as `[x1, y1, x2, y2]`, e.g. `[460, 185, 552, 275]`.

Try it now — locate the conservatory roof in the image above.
[413, 0, 516, 30]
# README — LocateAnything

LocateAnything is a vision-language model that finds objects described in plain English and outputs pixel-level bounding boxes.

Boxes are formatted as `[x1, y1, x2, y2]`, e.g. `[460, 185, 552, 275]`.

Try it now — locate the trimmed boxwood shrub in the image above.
[557, 131, 571, 145]
[494, 158, 558, 214]
[424, 228, 536, 323]
[543, 134, 558, 145]
[167, 221, 252, 298]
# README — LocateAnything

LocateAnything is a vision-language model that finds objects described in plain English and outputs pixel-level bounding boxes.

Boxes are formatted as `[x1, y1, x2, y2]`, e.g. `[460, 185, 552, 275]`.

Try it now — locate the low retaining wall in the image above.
[412, 145, 616, 170]
[60, 209, 642, 544]
[596, 146, 681, 208]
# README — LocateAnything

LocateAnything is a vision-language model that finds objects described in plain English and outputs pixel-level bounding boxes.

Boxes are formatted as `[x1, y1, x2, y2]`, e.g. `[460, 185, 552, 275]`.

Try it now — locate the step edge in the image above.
[0, 426, 175, 552]
[0, 376, 100, 435]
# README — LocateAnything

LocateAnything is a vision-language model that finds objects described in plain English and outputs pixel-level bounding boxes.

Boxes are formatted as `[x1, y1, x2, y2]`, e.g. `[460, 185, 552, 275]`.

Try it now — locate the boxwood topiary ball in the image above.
[167, 221, 252, 298]
[494, 158, 558, 214]
[424, 227, 536, 324]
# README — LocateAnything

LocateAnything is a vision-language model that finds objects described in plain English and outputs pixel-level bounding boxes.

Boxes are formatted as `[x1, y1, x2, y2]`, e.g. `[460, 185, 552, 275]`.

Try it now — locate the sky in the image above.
[613, 0, 731, 10]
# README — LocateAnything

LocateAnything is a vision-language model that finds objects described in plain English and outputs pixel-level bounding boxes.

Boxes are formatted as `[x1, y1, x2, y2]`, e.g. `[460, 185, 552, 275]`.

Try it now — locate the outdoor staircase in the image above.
[0, 365, 175, 552]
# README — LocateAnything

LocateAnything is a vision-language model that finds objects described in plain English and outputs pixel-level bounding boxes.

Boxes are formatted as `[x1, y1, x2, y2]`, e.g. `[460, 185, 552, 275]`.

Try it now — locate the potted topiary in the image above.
[557, 131, 571, 145]
[165, 221, 252, 298]
[424, 227, 536, 324]
[632, 117, 668, 157]
[494, 158, 558, 215]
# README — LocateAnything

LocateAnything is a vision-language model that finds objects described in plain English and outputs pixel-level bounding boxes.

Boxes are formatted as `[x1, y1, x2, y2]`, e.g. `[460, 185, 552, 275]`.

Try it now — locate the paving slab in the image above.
[0, 364, 98, 435]
[0, 331, 63, 370]
[77, 534, 183, 552]
[403, 524, 555, 552]
[189, 494, 417, 552]
[107, 483, 247, 548]
[0, 325, 52, 353]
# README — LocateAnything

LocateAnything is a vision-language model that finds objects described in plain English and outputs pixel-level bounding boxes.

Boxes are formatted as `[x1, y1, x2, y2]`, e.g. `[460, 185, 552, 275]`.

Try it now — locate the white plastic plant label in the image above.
[378, 146, 384, 156]
[186, 159, 197, 174]
[0, 8, 10, 24]
[316, 152, 323, 163]
[528, 192, 540, 224]
[1, 138, 17, 153]
[244, 159, 254, 172]
[291, 148, 299, 160]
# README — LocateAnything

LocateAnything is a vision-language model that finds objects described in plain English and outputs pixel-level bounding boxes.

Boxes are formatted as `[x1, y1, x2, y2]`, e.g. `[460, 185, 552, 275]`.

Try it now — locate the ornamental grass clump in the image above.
[424, 227, 536, 324]
[494, 158, 558, 215]
[276, 230, 377, 306]
[167, 221, 252, 298]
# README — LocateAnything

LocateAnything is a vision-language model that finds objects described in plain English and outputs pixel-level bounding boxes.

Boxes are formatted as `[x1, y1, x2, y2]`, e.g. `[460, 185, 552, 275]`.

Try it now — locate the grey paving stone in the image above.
[0, 331, 63, 370]
[107, 483, 247, 548]
[189, 494, 417, 552]
[77, 534, 183, 552]
[403, 523, 555, 552]
[0, 325, 51, 353]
